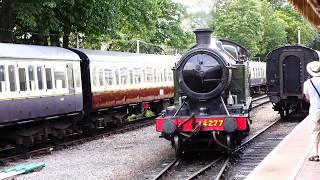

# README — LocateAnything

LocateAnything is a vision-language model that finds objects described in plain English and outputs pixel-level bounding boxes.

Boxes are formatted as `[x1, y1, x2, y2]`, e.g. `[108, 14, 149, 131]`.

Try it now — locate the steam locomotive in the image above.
[155, 29, 252, 156]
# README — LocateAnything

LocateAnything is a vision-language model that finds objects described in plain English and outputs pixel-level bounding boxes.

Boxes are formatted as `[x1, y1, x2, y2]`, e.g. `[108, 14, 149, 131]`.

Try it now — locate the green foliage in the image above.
[307, 35, 320, 50]
[274, 5, 318, 45]
[212, 0, 320, 59]
[213, 0, 264, 57]
[258, 0, 287, 57]
[4, 0, 192, 53]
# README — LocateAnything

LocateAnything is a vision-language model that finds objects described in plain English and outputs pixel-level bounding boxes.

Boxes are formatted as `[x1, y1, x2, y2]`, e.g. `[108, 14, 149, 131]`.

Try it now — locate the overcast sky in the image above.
[173, 0, 213, 14]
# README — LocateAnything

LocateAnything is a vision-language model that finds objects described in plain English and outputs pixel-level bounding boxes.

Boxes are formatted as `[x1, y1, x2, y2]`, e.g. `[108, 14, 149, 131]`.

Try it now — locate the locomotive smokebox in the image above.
[176, 28, 231, 100]
[194, 29, 213, 46]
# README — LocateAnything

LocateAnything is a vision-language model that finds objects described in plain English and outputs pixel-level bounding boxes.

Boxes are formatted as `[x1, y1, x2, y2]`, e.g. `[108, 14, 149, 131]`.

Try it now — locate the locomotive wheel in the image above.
[173, 136, 183, 158]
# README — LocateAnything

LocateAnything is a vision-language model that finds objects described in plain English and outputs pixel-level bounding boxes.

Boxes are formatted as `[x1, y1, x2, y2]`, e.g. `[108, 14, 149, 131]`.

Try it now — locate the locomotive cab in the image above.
[156, 29, 252, 155]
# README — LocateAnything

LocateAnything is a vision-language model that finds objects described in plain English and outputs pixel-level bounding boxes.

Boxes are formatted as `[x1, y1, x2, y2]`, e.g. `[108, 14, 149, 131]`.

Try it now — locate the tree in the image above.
[258, 0, 287, 58]
[213, 0, 264, 57]
[0, 0, 16, 43]
[274, 5, 319, 45]
[307, 35, 320, 50]
[267, 0, 286, 10]
[3, 0, 192, 53]
[212, 0, 318, 59]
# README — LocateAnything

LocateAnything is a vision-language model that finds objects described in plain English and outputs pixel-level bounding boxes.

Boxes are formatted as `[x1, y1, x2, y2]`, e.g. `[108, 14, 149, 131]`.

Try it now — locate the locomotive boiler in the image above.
[155, 29, 252, 156]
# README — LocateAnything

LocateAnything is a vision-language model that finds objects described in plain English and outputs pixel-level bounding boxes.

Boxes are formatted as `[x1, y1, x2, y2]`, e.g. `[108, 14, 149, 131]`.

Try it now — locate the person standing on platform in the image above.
[304, 61, 320, 161]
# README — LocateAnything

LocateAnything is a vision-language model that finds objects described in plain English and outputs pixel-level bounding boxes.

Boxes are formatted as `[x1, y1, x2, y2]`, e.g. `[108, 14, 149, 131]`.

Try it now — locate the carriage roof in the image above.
[0, 43, 80, 61]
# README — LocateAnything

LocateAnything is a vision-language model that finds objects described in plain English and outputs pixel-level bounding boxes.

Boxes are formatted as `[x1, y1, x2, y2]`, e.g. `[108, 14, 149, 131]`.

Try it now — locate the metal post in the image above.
[298, 26, 301, 44]
[136, 40, 140, 54]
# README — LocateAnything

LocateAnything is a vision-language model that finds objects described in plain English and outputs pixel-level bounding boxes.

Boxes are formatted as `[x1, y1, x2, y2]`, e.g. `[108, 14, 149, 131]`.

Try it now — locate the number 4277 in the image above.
[202, 120, 223, 127]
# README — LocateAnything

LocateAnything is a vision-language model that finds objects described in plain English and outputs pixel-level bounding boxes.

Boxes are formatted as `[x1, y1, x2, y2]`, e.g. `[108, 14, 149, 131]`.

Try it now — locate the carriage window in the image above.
[157, 69, 162, 82]
[45, 68, 53, 89]
[160, 69, 164, 82]
[92, 68, 98, 87]
[37, 66, 44, 90]
[129, 70, 133, 84]
[54, 69, 66, 89]
[258, 69, 261, 78]
[134, 68, 141, 84]
[99, 69, 104, 87]
[8, 65, 16, 92]
[18, 68, 27, 91]
[168, 71, 173, 82]
[74, 69, 81, 88]
[142, 69, 146, 83]
[154, 69, 157, 83]
[0, 65, 5, 92]
[67, 65, 74, 89]
[146, 67, 153, 83]
[120, 68, 128, 85]
[115, 70, 119, 85]
[104, 69, 113, 86]
[164, 69, 167, 82]
[28, 66, 35, 91]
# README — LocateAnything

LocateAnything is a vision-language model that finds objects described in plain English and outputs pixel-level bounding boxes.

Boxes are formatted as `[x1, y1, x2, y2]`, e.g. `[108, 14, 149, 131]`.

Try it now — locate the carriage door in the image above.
[280, 53, 302, 98]
[67, 63, 75, 94]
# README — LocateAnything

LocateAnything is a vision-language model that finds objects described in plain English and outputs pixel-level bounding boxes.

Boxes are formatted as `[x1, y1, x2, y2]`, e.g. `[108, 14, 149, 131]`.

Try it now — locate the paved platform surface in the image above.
[246, 119, 320, 180]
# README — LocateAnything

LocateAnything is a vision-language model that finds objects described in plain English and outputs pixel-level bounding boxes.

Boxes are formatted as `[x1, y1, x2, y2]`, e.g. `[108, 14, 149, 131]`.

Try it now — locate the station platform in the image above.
[246, 118, 320, 180]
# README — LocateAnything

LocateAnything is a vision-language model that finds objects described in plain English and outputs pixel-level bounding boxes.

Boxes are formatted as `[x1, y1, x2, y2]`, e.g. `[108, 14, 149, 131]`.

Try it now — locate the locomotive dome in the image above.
[176, 29, 232, 100]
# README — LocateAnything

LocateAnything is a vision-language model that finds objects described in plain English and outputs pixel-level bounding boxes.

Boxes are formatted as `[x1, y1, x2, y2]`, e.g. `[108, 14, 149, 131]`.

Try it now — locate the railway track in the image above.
[0, 117, 155, 165]
[251, 94, 269, 109]
[150, 110, 299, 180]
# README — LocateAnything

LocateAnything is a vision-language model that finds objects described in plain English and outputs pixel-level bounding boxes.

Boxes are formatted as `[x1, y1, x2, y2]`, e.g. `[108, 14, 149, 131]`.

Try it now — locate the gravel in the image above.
[5, 102, 280, 180]
[12, 126, 174, 180]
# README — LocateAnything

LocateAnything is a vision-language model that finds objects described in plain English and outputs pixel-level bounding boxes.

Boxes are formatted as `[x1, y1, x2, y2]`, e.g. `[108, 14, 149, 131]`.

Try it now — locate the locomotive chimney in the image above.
[194, 28, 213, 45]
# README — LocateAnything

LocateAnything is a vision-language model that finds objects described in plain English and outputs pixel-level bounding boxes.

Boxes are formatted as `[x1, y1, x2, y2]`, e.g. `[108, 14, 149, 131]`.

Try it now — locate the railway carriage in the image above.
[0, 43, 83, 145]
[267, 45, 320, 118]
[0, 43, 176, 147]
[71, 49, 176, 128]
[249, 61, 266, 93]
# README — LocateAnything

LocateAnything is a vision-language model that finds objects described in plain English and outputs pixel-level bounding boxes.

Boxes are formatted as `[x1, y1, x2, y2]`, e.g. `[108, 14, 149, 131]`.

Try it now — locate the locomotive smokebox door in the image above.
[176, 29, 231, 100]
